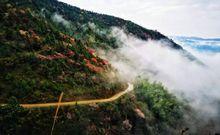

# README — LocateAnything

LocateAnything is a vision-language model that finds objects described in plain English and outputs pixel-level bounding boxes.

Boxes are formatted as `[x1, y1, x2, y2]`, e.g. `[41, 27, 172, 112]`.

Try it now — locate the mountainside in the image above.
[11, 0, 183, 49]
[0, 1, 126, 104]
[0, 0, 201, 134]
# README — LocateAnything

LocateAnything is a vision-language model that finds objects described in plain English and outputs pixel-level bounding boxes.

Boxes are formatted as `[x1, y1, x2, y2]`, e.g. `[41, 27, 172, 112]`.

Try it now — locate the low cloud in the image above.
[100, 28, 220, 122]
[51, 13, 70, 28]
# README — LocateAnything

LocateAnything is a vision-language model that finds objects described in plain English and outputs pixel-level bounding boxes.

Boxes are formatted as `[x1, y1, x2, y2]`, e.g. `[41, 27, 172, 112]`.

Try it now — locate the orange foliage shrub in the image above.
[91, 58, 98, 63]
[88, 48, 95, 55]
[102, 60, 109, 65]
[67, 50, 75, 57]
[84, 59, 103, 73]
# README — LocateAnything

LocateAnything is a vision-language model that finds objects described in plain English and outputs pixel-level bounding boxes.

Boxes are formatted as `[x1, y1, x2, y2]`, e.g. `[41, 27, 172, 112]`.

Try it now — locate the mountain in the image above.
[14, 0, 201, 62]
[172, 36, 220, 53]
[12, 0, 184, 49]
[174, 36, 220, 41]
[0, 0, 196, 134]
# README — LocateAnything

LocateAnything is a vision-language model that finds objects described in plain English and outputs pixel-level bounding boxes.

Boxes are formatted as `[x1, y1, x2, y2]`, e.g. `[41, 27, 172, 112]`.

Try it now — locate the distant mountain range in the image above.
[171, 36, 220, 53]
[173, 36, 220, 41]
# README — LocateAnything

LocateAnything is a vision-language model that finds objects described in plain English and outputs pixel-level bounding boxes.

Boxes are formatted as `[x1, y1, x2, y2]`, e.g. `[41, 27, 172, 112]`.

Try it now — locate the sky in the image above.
[59, 0, 220, 38]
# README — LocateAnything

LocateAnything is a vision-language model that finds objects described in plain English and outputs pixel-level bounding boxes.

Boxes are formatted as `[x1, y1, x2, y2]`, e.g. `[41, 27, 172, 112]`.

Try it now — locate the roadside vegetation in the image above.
[0, 80, 186, 134]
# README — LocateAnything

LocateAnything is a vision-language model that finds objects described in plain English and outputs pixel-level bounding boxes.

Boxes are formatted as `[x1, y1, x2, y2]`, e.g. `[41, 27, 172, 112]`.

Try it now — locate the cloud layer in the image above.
[100, 28, 220, 121]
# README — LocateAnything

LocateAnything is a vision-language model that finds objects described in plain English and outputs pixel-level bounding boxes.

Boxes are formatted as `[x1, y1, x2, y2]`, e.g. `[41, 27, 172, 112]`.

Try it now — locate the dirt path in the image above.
[1, 83, 133, 109]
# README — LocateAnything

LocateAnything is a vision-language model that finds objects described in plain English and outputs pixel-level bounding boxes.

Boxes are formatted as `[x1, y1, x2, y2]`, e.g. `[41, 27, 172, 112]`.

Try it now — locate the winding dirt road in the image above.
[2, 83, 133, 109]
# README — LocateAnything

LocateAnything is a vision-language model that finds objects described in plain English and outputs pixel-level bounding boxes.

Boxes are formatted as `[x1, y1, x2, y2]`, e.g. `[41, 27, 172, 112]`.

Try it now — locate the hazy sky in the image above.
[59, 0, 220, 38]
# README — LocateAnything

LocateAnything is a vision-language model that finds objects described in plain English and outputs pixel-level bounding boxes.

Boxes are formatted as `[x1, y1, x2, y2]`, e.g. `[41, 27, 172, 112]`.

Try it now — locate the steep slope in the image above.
[12, 0, 201, 62]
[10, 0, 183, 49]
[0, 0, 194, 105]
[0, 0, 193, 134]
[0, 1, 124, 103]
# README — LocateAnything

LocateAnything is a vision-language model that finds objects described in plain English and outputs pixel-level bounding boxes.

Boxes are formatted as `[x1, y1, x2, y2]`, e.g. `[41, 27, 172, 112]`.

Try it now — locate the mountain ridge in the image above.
[11, 0, 183, 50]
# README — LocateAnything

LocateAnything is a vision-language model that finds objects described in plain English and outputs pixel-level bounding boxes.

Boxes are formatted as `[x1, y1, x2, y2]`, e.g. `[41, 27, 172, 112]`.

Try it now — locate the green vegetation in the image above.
[0, 80, 186, 134]
[135, 80, 184, 127]
[0, 0, 123, 103]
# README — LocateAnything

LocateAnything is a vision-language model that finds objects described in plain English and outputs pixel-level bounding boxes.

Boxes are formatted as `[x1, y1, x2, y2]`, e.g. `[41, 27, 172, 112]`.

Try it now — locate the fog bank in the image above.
[101, 28, 220, 120]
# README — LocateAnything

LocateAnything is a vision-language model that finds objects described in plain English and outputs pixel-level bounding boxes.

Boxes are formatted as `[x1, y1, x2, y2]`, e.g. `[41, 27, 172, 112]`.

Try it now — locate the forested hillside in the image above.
[10, 0, 183, 49]
[0, 0, 194, 134]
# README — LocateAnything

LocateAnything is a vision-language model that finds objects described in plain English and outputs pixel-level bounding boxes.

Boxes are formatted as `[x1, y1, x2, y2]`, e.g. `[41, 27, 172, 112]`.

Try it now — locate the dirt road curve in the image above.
[1, 83, 133, 109]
